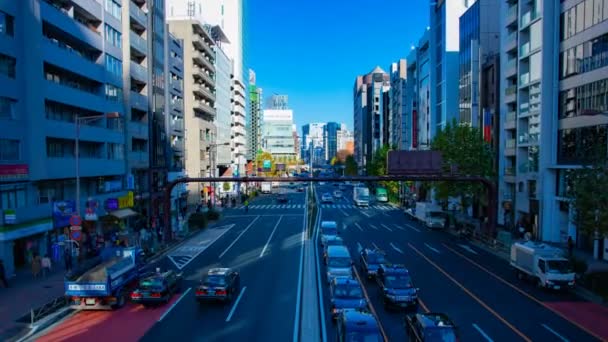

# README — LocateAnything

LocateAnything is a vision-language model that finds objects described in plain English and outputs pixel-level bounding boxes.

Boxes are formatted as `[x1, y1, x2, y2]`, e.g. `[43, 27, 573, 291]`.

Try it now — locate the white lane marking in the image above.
[472, 323, 494, 342]
[357, 242, 363, 253]
[260, 216, 283, 258]
[458, 244, 479, 255]
[168, 224, 235, 270]
[360, 210, 372, 218]
[541, 324, 570, 342]
[225, 286, 247, 322]
[380, 224, 393, 232]
[372, 242, 380, 250]
[292, 191, 307, 342]
[219, 216, 261, 258]
[390, 242, 404, 254]
[354, 223, 363, 232]
[158, 287, 191, 322]
[393, 224, 406, 231]
[340, 209, 348, 216]
[369, 224, 379, 230]
[424, 243, 441, 254]
[405, 224, 421, 232]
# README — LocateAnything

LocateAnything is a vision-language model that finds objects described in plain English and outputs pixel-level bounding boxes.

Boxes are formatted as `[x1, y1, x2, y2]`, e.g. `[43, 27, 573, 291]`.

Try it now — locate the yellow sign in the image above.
[118, 191, 134, 209]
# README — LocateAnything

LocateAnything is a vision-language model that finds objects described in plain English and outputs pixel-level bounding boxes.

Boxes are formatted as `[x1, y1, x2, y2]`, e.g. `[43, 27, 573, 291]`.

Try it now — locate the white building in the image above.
[262, 109, 297, 159]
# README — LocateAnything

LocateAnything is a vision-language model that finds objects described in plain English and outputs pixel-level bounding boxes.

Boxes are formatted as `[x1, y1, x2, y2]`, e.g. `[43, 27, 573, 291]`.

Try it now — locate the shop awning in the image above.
[109, 208, 138, 219]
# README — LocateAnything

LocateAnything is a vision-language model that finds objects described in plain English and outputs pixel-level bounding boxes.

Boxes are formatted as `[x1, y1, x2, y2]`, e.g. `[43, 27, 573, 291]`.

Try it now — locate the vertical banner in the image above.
[412, 109, 418, 148]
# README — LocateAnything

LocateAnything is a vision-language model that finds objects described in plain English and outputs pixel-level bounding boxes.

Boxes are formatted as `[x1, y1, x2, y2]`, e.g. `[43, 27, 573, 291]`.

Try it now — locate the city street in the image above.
[314, 183, 608, 342]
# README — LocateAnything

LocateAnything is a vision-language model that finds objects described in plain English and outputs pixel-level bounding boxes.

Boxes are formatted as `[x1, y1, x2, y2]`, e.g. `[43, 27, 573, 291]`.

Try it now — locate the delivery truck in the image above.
[415, 202, 446, 229]
[261, 182, 272, 194]
[510, 241, 575, 290]
[353, 186, 370, 207]
[65, 247, 145, 309]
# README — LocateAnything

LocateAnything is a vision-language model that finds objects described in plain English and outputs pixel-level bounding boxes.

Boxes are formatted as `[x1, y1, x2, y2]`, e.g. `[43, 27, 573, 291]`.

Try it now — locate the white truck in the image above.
[261, 182, 272, 194]
[353, 186, 370, 207]
[510, 241, 575, 290]
[415, 202, 446, 229]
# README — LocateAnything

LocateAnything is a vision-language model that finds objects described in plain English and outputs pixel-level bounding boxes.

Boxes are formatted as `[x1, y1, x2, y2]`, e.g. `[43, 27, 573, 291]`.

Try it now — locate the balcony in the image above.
[505, 85, 517, 103]
[506, 4, 517, 26]
[42, 39, 104, 83]
[171, 119, 184, 132]
[521, 10, 539, 29]
[529, 115, 540, 125]
[193, 53, 215, 73]
[129, 151, 148, 168]
[44, 81, 106, 113]
[130, 31, 147, 55]
[520, 73, 530, 87]
[46, 157, 125, 179]
[232, 125, 246, 137]
[129, 3, 147, 28]
[193, 101, 216, 119]
[130, 91, 148, 111]
[505, 32, 517, 52]
[505, 139, 516, 156]
[232, 115, 246, 127]
[192, 34, 215, 58]
[193, 83, 216, 102]
[172, 139, 185, 151]
[504, 59, 517, 78]
[171, 98, 183, 114]
[40, 0, 103, 51]
[170, 79, 183, 92]
[128, 121, 148, 138]
[130, 61, 148, 83]
[504, 167, 516, 177]
[520, 42, 530, 58]
[519, 162, 538, 174]
[505, 111, 517, 129]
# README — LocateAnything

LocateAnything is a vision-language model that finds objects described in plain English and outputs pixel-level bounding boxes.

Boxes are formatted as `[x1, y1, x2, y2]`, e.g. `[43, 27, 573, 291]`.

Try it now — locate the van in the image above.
[375, 188, 388, 203]
[326, 245, 352, 283]
[320, 221, 338, 245]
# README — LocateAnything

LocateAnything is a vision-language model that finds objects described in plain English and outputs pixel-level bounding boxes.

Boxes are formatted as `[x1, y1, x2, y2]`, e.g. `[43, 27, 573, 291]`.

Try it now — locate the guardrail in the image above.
[307, 185, 318, 238]
[15, 296, 68, 327]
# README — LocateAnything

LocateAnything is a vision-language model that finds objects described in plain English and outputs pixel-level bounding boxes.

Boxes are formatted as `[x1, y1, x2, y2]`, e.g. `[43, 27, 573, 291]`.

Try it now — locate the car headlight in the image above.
[546, 281, 554, 285]
[385, 294, 396, 301]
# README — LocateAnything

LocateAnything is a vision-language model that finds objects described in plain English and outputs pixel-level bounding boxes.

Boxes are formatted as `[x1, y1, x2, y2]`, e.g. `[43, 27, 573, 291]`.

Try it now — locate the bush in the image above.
[188, 213, 208, 230]
[206, 209, 221, 221]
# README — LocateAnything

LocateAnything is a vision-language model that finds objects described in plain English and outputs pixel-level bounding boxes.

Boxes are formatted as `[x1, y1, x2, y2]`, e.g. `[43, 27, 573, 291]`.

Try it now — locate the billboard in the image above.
[263, 160, 271, 172]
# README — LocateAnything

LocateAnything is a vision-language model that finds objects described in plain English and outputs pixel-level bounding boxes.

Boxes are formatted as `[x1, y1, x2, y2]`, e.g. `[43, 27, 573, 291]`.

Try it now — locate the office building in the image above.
[210, 25, 232, 170]
[430, 0, 471, 132]
[262, 108, 297, 159]
[301, 122, 325, 164]
[167, 19, 217, 204]
[247, 69, 262, 161]
[353, 67, 390, 171]
[389, 59, 408, 150]
[292, 124, 300, 158]
[498, 0, 563, 243]
[0, 0, 139, 275]
[458, 0, 500, 127]
[337, 128, 354, 154]
[323, 122, 341, 162]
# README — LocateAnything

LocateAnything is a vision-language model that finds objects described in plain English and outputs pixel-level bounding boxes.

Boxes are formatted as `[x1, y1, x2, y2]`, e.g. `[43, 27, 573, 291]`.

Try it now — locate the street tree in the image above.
[569, 153, 608, 239]
[431, 119, 494, 208]
[344, 155, 358, 176]
[222, 181, 231, 192]
[367, 145, 399, 202]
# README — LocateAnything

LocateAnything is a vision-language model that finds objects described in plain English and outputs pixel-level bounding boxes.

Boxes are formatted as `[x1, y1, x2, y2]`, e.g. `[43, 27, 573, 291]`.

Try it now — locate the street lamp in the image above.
[75, 112, 121, 217]
[207, 142, 230, 208]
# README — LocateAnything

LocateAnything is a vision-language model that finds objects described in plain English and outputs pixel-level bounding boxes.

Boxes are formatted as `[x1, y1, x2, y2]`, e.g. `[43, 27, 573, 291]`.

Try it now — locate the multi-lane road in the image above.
[33, 182, 608, 341]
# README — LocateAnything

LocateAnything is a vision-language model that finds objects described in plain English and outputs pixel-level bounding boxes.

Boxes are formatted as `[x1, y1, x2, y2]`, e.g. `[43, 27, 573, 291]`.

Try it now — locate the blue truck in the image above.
[65, 247, 145, 310]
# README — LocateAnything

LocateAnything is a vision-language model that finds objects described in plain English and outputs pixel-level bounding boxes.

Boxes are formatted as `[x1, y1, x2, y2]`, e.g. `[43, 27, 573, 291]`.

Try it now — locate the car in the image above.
[376, 264, 419, 310]
[329, 277, 368, 320]
[131, 270, 182, 306]
[319, 182, 326, 185]
[405, 313, 459, 342]
[297, 186, 305, 192]
[323, 235, 344, 262]
[359, 248, 388, 279]
[277, 193, 289, 203]
[336, 309, 383, 342]
[326, 245, 353, 283]
[321, 193, 333, 203]
[333, 190, 343, 199]
[320, 221, 338, 245]
[339, 184, 346, 190]
[195, 268, 241, 303]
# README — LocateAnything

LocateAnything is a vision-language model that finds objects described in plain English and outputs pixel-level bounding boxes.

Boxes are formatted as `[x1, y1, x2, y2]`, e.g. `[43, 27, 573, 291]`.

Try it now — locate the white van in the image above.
[326, 245, 352, 283]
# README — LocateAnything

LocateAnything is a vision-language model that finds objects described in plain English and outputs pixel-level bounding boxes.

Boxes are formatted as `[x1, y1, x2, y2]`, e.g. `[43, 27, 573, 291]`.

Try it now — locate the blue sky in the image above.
[247, 0, 429, 133]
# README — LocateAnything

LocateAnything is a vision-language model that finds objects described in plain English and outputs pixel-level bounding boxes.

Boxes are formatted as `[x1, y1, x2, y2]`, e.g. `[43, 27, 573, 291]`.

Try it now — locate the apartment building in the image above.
[247, 69, 262, 161]
[167, 19, 216, 204]
[210, 25, 232, 171]
[389, 59, 407, 150]
[404, 29, 432, 150]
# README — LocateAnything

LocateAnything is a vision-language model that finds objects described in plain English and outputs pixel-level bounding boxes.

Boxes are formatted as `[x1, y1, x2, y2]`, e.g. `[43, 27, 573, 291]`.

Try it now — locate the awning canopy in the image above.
[109, 208, 138, 219]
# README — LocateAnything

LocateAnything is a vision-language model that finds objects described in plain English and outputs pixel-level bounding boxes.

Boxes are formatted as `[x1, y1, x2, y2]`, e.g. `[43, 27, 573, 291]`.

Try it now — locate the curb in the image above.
[14, 308, 76, 342]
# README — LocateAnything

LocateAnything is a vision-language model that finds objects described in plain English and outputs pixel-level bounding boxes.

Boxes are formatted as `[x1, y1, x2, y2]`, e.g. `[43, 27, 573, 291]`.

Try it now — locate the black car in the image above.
[360, 248, 388, 279]
[405, 313, 459, 341]
[131, 270, 182, 306]
[336, 309, 383, 342]
[277, 193, 289, 203]
[329, 277, 368, 320]
[297, 186, 305, 192]
[195, 268, 241, 303]
[376, 264, 419, 310]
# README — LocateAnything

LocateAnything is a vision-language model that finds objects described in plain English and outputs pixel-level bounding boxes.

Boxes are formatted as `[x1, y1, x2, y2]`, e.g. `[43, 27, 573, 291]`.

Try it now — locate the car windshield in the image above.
[424, 327, 457, 341]
[323, 228, 338, 235]
[429, 212, 444, 218]
[204, 275, 227, 286]
[139, 278, 164, 291]
[335, 284, 363, 298]
[328, 257, 351, 268]
[385, 275, 413, 288]
[367, 253, 386, 264]
[327, 239, 343, 246]
[547, 260, 573, 274]
[345, 332, 382, 342]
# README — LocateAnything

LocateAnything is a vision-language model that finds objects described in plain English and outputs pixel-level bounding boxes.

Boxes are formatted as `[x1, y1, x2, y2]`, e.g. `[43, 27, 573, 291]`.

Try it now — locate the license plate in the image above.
[554, 285, 561, 290]
[85, 298, 96, 305]
[208, 291, 215, 296]
[396, 296, 409, 301]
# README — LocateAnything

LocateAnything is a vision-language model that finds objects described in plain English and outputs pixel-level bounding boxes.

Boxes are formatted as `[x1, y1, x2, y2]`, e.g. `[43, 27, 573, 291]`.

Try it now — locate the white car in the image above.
[333, 191, 343, 199]
[321, 193, 333, 203]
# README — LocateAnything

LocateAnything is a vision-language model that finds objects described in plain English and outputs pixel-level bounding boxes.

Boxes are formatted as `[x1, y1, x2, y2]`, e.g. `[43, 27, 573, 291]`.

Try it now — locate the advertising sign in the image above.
[0, 164, 29, 181]
[53, 200, 76, 228]
[3, 209, 16, 224]
[105, 198, 119, 211]
[263, 160, 271, 172]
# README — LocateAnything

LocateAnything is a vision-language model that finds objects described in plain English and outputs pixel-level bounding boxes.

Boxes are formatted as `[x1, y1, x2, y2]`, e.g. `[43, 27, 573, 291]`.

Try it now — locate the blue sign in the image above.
[53, 201, 76, 228]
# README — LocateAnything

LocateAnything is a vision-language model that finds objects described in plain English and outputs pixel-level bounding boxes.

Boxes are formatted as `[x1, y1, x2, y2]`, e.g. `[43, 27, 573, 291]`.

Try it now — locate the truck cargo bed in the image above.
[75, 257, 122, 282]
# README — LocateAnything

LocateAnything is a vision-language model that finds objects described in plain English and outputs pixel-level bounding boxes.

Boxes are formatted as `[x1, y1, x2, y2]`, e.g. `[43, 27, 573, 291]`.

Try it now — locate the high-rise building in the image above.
[167, 20, 217, 204]
[354, 67, 390, 170]
[323, 122, 341, 162]
[337, 128, 354, 154]
[301, 123, 325, 164]
[430, 0, 471, 133]
[247, 69, 262, 161]
[262, 108, 297, 159]
[458, 0, 500, 128]
[389, 60, 407, 150]
[498, 0, 562, 243]
[210, 25, 232, 169]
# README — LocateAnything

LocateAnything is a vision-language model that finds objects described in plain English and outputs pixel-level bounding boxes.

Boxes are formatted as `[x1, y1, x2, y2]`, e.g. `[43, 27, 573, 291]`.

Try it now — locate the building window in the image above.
[559, 78, 608, 119]
[0, 10, 14, 36]
[104, 24, 121, 48]
[105, 84, 122, 101]
[0, 138, 19, 161]
[105, 0, 121, 21]
[107, 143, 124, 160]
[0, 97, 16, 119]
[0, 53, 16, 78]
[0, 185, 26, 209]
[558, 125, 608, 164]
[105, 54, 122, 76]
[560, 33, 608, 79]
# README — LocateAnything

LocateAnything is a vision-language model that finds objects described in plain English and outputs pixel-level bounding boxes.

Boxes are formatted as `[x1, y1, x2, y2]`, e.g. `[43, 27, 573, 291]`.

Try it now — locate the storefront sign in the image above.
[85, 200, 99, 221]
[3, 209, 16, 224]
[0, 164, 29, 181]
[104, 180, 122, 193]
[53, 200, 76, 228]
[126, 174, 135, 190]
[106, 198, 119, 211]
[118, 191, 134, 209]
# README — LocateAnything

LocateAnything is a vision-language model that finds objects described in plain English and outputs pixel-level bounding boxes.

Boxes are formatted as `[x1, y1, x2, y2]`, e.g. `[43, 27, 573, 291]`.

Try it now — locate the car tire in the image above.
[227, 290, 234, 302]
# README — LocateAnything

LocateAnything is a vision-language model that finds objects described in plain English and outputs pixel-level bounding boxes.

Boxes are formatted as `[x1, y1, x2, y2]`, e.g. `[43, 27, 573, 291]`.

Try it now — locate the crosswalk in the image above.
[321, 204, 398, 210]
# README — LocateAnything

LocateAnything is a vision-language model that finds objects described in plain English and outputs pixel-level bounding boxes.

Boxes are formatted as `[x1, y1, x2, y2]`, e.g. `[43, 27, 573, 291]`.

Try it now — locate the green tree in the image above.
[367, 145, 399, 202]
[431, 119, 494, 208]
[570, 154, 608, 238]
[222, 182, 231, 192]
[344, 155, 358, 176]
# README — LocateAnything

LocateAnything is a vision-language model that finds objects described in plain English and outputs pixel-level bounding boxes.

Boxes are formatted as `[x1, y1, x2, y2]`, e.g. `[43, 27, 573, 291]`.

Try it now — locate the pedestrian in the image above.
[0, 259, 8, 288]
[32, 253, 41, 278]
[41, 254, 52, 277]
[567, 236, 574, 257]
[244, 199, 249, 213]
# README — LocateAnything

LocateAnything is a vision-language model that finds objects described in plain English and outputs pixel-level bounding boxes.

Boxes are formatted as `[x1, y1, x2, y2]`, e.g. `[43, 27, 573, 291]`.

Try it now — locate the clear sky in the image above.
[247, 0, 430, 133]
